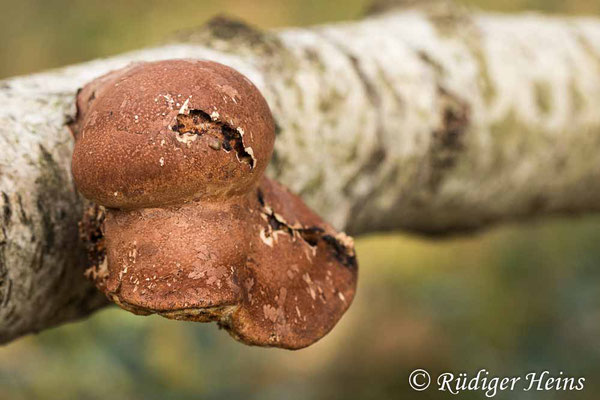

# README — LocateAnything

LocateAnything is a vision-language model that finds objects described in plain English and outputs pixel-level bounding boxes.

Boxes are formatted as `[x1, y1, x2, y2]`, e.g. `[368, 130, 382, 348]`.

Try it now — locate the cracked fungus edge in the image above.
[256, 189, 357, 270]
[171, 106, 257, 169]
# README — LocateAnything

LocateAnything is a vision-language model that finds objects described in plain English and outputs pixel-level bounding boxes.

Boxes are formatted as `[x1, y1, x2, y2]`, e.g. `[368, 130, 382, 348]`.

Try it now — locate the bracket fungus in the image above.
[71, 59, 358, 349]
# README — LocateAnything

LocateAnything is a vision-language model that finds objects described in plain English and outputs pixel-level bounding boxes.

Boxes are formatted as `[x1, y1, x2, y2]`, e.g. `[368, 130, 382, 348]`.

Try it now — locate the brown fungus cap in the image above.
[72, 60, 358, 350]
[72, 59, 274, 208]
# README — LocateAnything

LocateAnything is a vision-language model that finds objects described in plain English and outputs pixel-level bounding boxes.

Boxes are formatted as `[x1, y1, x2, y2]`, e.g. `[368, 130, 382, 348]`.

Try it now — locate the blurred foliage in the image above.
[2, 218, 600, 400]
[1, 0, 600, 399]
[0, 0, 599, 79]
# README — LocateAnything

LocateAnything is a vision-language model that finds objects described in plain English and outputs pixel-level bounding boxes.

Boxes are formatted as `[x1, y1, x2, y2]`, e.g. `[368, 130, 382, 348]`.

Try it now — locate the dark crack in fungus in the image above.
[257, 189, 357, 270]
[173, 109, 256, 168]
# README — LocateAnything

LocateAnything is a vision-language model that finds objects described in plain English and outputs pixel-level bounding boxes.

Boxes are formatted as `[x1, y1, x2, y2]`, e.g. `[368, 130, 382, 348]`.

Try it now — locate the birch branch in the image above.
[2, 8, 600, 343]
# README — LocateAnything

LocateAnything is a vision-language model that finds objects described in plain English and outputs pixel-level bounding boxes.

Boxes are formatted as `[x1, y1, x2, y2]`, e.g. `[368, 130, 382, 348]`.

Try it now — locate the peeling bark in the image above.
[2, 9, 600, 342]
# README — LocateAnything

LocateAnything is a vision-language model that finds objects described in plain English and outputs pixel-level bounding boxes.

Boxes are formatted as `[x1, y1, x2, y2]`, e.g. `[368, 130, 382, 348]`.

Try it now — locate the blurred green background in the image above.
[1, 1, 600, 399]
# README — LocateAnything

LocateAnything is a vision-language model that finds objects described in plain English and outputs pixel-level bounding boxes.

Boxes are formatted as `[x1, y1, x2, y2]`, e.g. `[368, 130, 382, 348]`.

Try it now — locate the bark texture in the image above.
[2, 8, 600, 342]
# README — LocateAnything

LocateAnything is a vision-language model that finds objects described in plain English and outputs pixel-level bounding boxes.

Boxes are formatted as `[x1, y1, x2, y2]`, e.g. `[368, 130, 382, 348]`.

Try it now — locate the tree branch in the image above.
[2, 9, 600, 342]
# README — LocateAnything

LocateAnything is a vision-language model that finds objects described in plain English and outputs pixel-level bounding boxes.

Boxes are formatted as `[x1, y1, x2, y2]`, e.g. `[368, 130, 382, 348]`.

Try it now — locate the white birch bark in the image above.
[2, 8, 600, 342]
